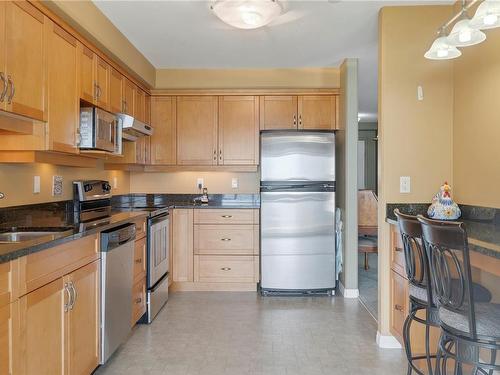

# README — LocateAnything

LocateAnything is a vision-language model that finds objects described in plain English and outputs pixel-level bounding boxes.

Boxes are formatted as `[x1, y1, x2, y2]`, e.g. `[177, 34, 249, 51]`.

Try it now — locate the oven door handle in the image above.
[149, 272, 169, 292]
[150, 213, 169, 225]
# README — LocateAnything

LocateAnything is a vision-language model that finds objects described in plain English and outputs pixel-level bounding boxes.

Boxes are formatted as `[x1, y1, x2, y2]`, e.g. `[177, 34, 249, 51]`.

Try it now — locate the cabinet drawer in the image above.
[133, 237, 147, 282]
[391, 226, 405, 275]
[134, 217, 147, 240]
[131, 277, 146, 327]
[19, 235, 99, 296]
[194, 209, 256, 225]
[194, 255, 256, 283]
[194, 225, 258, 255]
[0, 260, 18, 307]
[390, 269, 408, 343]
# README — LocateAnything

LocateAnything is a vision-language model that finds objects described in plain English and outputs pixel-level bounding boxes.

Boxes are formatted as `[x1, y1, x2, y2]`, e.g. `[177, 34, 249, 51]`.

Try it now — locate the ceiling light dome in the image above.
[447, 13, 486, 47]
[470, 0, 500, 30]
[425, 34, 462, 60]
[211, 0, 282, 30]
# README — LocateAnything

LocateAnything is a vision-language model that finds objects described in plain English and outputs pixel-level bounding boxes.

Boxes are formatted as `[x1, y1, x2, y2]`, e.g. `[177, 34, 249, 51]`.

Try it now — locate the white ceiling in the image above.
[93, 0, 451, 120]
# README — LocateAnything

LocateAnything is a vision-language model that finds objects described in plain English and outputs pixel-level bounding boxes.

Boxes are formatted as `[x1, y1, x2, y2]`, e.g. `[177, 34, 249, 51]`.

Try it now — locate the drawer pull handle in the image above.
[394, 304, 403, 311]
[136, 298, 142, 304]
[221, 238, 231, 241]
[135, 258, 142, 263]
[395, 247, 403, 252]
[221, 215, 232, 218]
[221, 267, 231, 271]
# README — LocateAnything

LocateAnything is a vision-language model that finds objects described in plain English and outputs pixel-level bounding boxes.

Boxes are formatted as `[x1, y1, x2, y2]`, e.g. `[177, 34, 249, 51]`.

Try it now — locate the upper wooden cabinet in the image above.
[218, 96, 259, 165]
[298, 95, 337, 130]
[150, 96, 176, 165]
[134, 88, 146, 123]
[176, 96, 218, 165]
[47, 21, 78, 154]
[95, 57, 110, 110]
[145, 94, 151, 125]
[109, 67, 123, 114]
[77, 43, 96, 104]
[122, 78, 135, 117]
[1, 1, 47, 122]
[260, 96, 297, 130]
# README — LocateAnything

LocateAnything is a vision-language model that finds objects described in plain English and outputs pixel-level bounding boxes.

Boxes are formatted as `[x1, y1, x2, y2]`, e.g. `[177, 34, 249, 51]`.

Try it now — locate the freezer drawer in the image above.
[261, 191, 335, 256]
[261, 132, 335, 182]
[261, 254, 335, 291]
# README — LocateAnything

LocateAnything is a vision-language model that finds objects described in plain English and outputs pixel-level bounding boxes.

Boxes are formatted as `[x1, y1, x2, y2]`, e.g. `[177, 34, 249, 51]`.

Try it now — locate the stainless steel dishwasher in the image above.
[100, 222, 136, 364]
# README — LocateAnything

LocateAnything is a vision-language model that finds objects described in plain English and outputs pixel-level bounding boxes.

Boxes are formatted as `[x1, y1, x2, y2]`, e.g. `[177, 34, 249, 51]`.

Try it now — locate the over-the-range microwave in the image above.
[79, 107, 122, 154]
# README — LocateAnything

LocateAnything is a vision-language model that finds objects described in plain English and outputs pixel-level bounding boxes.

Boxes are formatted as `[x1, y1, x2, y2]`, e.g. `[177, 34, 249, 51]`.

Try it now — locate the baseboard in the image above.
[170, 282, 257, 292]
[338, 282, 359, 298]
[376, 331, 402, 349]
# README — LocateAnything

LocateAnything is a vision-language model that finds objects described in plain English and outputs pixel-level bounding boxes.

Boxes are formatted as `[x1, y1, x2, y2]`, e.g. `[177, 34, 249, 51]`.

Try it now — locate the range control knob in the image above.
[102, 183, 111, 191]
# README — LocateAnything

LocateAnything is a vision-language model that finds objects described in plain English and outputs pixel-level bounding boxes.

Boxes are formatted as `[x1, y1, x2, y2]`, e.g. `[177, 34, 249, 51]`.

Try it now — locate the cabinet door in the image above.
[5, 1, 46, 121]
[18, 278, 66, 375]
[134, 88, 145, 123]
[66, 260, 99, 375]
[109, 68, 123, 114]
[390, 270, 407, 344]
[176, 96, 218, 165]
[150, 96, 176, 165]
[218, 96, 259, 165]
[259, 96, 297, 130]
[172, 209, 194, 282]
[95, 57, 110, 110]
[122, 78, 135, 116]
[0, 301, 18, 375]
[77, 43, 96, 104]
[47, 22, 78, 154]
[298, 95, 337, 130]
[0, 2, 5, 112]
[144, 94, 151, 125]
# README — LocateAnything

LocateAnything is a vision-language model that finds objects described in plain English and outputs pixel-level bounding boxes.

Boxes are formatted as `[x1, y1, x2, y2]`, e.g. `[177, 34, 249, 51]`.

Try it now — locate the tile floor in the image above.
[358, 252, 378, 319]
[96, 292, 406, 375]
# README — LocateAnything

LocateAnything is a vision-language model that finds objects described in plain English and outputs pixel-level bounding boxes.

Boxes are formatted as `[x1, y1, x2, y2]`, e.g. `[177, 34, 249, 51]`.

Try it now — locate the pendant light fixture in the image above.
[470, 0, 500, 30]
[425, 29, 462, 60]
[447, 10, 486, 47]
[211, 0, 282, 30]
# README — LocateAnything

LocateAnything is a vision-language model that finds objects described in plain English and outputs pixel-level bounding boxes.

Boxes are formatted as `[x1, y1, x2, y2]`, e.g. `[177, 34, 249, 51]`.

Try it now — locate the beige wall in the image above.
[130, 171, 259, 194]
[0, 162, 129, 207]
[155, 68, 340, 89]
[378, 5, 454, 337]
[453, 27, 500, 209]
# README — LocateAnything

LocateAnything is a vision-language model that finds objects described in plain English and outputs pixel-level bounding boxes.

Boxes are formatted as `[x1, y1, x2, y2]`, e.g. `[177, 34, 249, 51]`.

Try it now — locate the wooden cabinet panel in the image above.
[150, 96, 176, 165]
[194, 255, 255, 283]
[0, 301, 18, 375]
[65, 260, 99, 375]
[95, 57, 110, 110]
[145, 94, 151, 125]
[77, 43, 96, 104]
[193, 209, 256, 225]
[134, 88, 145, 123]
[172, 209, 194, 282]
[298, 95, 337, 130]
[131, 277, 146, 327]
[194, 224, 256, 255]
[133, 217, 147, 240]
[109, 67, 123, 114]
[176, 96, 218, 165]
[0, 260, 18, 308]
[390, 269, 407, 343]
[122, 78, 135, 117]
[134, 237, 147, 283]
[259, 96, 297, 130]
[5, 1, 46, 121]
[218, 96, 259, 165]
[47, 21, 78, 154]
[18, 277, 65, 375]
[391, 225, 406, 277]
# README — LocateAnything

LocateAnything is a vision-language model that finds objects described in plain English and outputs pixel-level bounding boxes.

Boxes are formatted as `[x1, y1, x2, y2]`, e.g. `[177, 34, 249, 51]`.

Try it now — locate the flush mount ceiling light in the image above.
[470, 0, 500, 30]
[211, 0, 282, 30]
[424, 30, 462, 60]
[447, 12, 486, 47]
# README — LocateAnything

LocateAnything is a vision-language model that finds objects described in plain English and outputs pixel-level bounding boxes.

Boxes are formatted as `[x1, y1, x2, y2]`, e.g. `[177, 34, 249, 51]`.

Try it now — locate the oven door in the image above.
[148, 213, 169, 288]
[94, 108, 118, 153]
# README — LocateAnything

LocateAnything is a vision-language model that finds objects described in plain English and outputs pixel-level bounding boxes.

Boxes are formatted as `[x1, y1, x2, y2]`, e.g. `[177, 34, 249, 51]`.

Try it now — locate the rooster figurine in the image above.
[427, 182, 461, 220]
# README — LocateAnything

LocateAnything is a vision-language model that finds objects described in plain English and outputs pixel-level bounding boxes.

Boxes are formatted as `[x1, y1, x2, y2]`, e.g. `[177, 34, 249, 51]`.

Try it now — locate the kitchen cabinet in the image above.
[390, 268, 407, 343]
[150, 96, 176, 165]
[134, 88, 146, 123]
[298, 95, 337, 130]
[1, 1, 47, 122]
[109, 67, 123, 114]
[172, 209, 194, 282]
[0, 301, 18, 375]
[122, 78, 135, 117]
[77, 43, 96, 104]
[145, 94, 151, 125]
[131, 278, 146, 327]
[218, 96, 259, 165]
[259, 96, 297, 130]
[47, 21, 79, 154]
[176, 96, 218, 165]
[131, 218, 147, 327]
[95, 57, 110, 111]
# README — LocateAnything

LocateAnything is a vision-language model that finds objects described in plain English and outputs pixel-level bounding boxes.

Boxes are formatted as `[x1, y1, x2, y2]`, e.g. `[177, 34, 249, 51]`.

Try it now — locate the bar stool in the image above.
[395, 209, 439, 375]
[418, 216, 500, 375]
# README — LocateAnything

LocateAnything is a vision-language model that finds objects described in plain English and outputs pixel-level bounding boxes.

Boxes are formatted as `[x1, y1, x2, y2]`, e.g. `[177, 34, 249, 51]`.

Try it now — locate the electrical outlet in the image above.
[417, 85, 424, 101]
[113, 177, 118, 189]
[196, 178, 204, 190]
[33, 176, 40, 194]
[231, 178, 239, 189]
[400, 176, 411, 193]
[52, 175, 63, 196]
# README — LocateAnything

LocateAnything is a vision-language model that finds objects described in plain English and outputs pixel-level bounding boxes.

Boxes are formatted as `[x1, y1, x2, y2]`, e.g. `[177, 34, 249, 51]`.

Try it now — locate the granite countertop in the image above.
[0, 211, 147, 264]
[386, 203, 500, 260]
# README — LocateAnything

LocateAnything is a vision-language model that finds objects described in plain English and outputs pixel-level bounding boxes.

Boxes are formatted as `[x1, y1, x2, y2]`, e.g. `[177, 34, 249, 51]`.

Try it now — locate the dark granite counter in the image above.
[386, 203, 500, 260]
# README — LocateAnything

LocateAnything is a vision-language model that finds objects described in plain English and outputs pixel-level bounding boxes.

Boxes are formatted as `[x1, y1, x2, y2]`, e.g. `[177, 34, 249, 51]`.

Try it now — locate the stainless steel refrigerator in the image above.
[260, 131, 336, 294]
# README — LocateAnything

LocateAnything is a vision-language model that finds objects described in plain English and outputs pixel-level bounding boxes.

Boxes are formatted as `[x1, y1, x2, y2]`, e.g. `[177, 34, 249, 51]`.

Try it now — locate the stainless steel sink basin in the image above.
[0, 227, 73, 243]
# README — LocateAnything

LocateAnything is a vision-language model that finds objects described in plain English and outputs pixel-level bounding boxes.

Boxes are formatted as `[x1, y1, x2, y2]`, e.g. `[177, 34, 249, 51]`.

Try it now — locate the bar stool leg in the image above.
[425, 317, 434, 375]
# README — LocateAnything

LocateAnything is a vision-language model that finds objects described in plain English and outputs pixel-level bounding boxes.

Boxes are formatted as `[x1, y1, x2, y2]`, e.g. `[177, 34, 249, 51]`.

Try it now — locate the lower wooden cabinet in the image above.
[0, 301, 18, 375]
[390, 268, 407, 343]
[131, 277, 146, 327]
[172, 209, 194, 283]
[194, 255, 259, 283]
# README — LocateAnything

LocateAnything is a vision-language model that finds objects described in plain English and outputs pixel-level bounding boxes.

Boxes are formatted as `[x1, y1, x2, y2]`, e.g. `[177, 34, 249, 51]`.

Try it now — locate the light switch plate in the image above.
[52, 175, 63, 196]
[231, 178, 238, 189]
[33, 176, 40, 194]
[113, 177, 118, 189]
[400, 176, 411, 193]
[197, 178, 204, 190]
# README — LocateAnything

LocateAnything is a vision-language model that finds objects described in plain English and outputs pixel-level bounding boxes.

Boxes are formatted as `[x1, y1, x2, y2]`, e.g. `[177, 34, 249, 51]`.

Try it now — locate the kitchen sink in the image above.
[0, 227, 74, 243]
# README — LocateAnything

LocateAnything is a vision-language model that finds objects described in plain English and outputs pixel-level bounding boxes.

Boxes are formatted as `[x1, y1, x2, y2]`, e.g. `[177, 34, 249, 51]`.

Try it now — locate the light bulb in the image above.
[437, 49, 449, 58]
[458, 29, 472, 42]
[484, 13, 498, 26]
[241, 11, 262, 26]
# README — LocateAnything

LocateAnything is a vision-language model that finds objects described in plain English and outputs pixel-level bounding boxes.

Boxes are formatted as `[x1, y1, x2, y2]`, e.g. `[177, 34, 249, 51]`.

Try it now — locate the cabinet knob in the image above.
[135, 297, 142, 304]
[135, 258, 142, 264]
[395, 247, 403, 253]
[394, 304, 403, 312]
[293, 114, 296, 126]
[221, 238, 231, 242]
[220, 267, 231, 271]
[0, 72, 7, 102]
[7, 76, 14, 104]
[221, 215, 232, 218]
